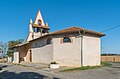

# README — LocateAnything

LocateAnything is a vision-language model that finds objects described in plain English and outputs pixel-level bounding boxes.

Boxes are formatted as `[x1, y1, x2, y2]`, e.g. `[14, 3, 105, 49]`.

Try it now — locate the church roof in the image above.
[29, 26, 105, 42]
[50, 26, 105, 36]
[15, 26, 105, 47]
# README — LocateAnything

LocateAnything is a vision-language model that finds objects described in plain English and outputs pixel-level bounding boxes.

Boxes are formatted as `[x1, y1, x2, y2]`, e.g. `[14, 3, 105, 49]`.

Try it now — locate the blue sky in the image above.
[0, 0, 120, 54]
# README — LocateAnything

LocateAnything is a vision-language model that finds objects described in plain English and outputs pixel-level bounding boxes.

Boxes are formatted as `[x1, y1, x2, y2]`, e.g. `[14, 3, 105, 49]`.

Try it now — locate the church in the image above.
[13, 10, 105, 67]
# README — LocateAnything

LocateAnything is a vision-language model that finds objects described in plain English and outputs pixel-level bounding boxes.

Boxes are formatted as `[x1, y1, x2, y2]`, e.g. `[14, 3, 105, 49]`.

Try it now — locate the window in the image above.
[46, 37, 52, 44]
[62, 36, 72, 43]
[34, 27, 39, 33]
[42, 29, 49, 33]
[38, 19, 42, 26]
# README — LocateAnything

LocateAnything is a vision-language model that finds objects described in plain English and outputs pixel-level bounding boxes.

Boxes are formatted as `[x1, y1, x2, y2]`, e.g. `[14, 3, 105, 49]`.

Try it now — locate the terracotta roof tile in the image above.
[16, 26, 105, 47]
[50, 26, 105, 36]
[50, 26, 83, 35]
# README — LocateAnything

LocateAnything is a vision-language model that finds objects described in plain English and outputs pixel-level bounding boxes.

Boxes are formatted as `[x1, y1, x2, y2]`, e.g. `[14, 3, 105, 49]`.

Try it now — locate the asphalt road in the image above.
[0, 63, 61, 79]
[56, 63, 120, 79]
[0, 63, 120, 79]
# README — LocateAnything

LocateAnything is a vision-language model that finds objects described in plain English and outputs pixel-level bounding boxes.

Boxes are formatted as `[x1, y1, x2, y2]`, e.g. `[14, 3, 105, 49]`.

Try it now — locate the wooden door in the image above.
[29, 50, 32, 62]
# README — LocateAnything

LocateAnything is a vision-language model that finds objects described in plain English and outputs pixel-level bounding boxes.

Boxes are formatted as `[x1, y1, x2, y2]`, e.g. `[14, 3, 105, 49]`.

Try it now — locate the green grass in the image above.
[60, 66, 100, 72]
[101, 62, 112, 66]
[60, 66, 102, 72]
[60, 62, 112, 72]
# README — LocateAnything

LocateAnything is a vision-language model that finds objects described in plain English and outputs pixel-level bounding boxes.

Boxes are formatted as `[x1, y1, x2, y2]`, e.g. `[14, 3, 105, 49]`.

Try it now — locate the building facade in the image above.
[13, 10, 105, 67]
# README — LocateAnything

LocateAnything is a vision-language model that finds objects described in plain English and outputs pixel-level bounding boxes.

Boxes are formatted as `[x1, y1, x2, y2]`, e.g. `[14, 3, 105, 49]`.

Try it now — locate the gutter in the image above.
[79, 30, 85, 66]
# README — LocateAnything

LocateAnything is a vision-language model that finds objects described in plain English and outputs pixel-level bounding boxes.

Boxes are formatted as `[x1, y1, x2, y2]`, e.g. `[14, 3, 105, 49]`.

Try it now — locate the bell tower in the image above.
[26, 10, 50, 42]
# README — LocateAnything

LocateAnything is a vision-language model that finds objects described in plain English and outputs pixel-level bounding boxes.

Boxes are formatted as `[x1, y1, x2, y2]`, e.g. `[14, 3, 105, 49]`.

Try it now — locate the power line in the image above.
[101, 25, 120, 33]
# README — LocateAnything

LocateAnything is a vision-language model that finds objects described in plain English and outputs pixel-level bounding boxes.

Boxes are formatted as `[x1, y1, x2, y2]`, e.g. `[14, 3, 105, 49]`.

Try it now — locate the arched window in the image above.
[46, 37, 52, 44]
[61, 36, 72, 43]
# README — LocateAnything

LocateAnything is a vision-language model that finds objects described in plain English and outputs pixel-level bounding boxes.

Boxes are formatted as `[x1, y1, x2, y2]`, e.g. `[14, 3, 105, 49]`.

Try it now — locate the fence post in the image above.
[106, 57, 107, 62]
[113, 57, 115, 62]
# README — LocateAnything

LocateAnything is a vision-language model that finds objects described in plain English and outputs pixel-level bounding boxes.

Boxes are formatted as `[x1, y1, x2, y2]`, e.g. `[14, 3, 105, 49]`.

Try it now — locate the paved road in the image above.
[0, 63, 120, 79]
[0, 63, 62, 79]
[56, 63, 120, 79]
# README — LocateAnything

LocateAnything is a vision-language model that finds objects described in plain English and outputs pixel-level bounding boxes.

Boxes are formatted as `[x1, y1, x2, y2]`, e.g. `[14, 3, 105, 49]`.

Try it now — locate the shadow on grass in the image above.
[0, 71, 60, 79]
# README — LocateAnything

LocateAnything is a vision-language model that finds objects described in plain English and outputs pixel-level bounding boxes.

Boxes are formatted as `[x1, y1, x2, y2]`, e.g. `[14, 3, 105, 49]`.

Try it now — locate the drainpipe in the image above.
[79, 30, 85, 66]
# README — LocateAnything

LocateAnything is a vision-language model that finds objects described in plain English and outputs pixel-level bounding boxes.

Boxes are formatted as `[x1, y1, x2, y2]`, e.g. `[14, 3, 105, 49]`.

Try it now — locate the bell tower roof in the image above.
[34, 10, 45, 26]
[33, 10, 50, 30]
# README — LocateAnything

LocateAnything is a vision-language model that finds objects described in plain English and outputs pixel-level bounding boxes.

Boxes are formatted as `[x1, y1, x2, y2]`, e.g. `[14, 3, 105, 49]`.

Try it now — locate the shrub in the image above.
[50, 61, 58, 64]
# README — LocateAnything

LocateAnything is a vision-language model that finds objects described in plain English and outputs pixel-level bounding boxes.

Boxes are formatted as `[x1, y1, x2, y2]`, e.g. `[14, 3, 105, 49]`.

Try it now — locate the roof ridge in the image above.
[54, 26, 82, 31]
[50, 26, 105, 36]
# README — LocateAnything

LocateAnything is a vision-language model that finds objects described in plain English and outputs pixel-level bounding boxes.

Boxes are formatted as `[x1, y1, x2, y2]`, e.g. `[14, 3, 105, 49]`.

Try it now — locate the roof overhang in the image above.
[15, 42, 29, 48]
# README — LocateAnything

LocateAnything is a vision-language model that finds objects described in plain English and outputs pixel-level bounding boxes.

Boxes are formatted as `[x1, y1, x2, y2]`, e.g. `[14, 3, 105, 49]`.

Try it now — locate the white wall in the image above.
[27, 33, 33, 42]
[26, 33, 101, 67]
[83, 35, 101, 66]
[27, 36, 53, 64]
[33, 32, 41, 39]
[13, 52, 19, 63]
[27, 32, 41, 42]
[31, 37, 47, 48]
[53, 35, 81, 67]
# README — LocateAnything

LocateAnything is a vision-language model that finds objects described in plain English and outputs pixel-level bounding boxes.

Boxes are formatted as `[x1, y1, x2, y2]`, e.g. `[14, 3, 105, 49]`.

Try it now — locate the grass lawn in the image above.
[60, 62, 112, 72]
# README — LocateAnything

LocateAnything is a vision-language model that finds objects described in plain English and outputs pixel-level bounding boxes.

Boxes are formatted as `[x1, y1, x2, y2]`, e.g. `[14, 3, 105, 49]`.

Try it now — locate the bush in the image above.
[50, 61, 58, 64]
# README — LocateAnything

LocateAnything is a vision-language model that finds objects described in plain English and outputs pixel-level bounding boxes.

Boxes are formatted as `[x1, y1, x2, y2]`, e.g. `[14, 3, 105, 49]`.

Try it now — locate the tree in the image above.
[7, 39, 24, 57]
[0, 41, 7, 58]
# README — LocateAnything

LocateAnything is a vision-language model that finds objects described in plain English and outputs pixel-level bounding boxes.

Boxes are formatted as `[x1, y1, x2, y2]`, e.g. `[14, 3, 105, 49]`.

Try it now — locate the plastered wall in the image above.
[83, 35, 101, 66]
[53, 34, 81, 67]
[31, 37, 53, 64]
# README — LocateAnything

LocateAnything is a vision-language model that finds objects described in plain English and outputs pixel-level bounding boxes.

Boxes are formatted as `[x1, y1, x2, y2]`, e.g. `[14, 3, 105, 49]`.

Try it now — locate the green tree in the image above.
[7, 39, 24, 57]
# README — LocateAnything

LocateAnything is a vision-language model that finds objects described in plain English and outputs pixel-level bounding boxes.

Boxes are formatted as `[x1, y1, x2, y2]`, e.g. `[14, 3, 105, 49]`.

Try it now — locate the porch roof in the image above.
[15, 42, 29, 47]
